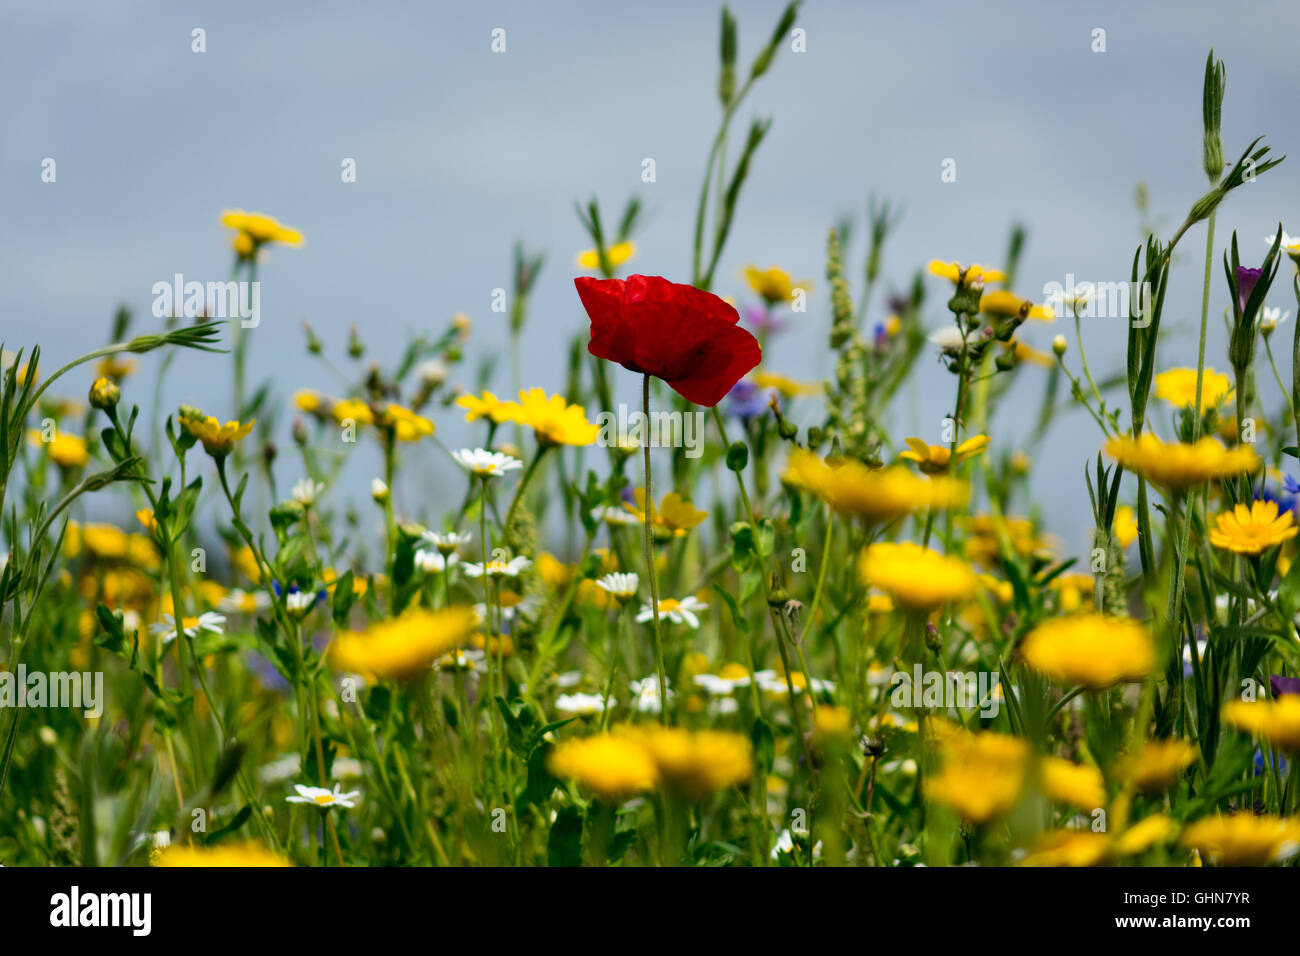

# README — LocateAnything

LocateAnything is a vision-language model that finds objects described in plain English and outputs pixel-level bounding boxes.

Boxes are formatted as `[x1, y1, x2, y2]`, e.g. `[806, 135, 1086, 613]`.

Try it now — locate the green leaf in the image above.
[547, 805, 584, 868]
[711, 583, 750, 634]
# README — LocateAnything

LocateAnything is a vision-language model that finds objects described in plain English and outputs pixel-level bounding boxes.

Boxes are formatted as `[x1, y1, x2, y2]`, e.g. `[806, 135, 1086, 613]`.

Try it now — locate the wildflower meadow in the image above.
[5, 3, 1300, 926]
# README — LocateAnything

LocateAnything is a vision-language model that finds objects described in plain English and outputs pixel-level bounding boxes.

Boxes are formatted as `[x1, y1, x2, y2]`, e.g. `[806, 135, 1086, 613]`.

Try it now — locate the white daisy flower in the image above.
[629, 676, 673, 714]
[437, 649, 486, 673]
[452, 447, 524, 478]
[463, 555, 532, 578]
[636, 595, 707, 628]
[291, 478, 325, 506]
[595, 572, 639, 600]
[1261, 306, 1291, 333]
[771, 828, 822, 861]
[218, 588, 271, 614]
[414, 549, 456, 574]
[693, 672, 751, 696]
[286, 783, 360, 810]
[473, 594, 539, 624]
[330, 757, 364, 780]
[591, 505, 640, 527]
[423, 529, 473, 555]
[555, 692, 615, 716]
[1265, 230, 1300, 255]
[258, 754, 301, 784]
[285, 590, 317, 619]
[151, 612, 226, 644]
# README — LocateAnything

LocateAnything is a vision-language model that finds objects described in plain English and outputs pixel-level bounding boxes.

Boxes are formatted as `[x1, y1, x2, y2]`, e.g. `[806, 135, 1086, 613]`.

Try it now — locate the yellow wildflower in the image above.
[1180, 814, 1300, 865]
[927, 728, 1028, 823]
[928, 261, 1005, 285]
[1222, 697, 1300, 752]
[743, 265, 811, 305]
[1020, 613, 1155, 690]
[1020, 831, 1111, 867]
[179, 412, 255, 458]
[547, 733, 659, 800]
[1104, 434, 1258, 489]
[376, 403, 434, 442]
[456, 390, 521, 425]
[1113, 505, 1138, 549]
[1118, 739, 1199, 791]
[858, 542, 977, 612]
[618, 725, 753, 798]
[29, 429, 89, 469]
[1040, 756, 1105, 810]
[899, 434, 990, 474]
[1208, 499, 1297, 555]
[625, 489, 708, 536]
[783, 448, 967, 521]
[221, 209, 303, 250]
[576, 241, 636, 271]
[514, 388, 599, 446]
[1154, 367, 1234, 414]
[330, 607, 477, 681]
[752, 370, 821, 397]
[155, 842, 292, 867]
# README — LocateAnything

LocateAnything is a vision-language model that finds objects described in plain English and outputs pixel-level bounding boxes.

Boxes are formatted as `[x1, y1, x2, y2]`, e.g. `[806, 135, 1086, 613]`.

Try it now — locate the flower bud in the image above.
[88, 376, 120, 411]
[1052, 334, 1068, 357]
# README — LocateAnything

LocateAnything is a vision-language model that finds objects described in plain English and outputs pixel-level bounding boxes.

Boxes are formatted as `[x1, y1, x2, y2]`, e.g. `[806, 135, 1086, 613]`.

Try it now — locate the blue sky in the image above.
[4, 0, 1300, 554]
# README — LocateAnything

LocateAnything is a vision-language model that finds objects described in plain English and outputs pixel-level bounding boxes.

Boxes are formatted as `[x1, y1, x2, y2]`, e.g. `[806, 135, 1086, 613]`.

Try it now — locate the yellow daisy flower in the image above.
[1019, 613, 1154, 690]
[455, 390, 521, 425]
[330, 607, 477, 681]
[899, 434, 990, 475]
[1222, 696, 1300, 752]
[221, 209, 303, 250]
[1118, 739, 1199, 791]
[928, 260, 1005, 285]
[376, 403, 434, 442]
[576, 241, 636, 271]
[155, 842, 292, 867]
[547, 733, 659, 800]
[1208, 499, 1298, 555]
[1104, 434, 1258, 489]
[783, 448, 967, 521]
[179, 412, 255, 458]
[28, 430, 89, 469]
[624, 489, 708, 537]
[1040, 756, 1105, 810]
[1153, 367, 1235, 414]
[743, 265, 811, 305]
[858, 542, 977, 612]
[1180, 814, 1300, 866]
[513, 387, 599, 446]
[979, 290, 1054, 321]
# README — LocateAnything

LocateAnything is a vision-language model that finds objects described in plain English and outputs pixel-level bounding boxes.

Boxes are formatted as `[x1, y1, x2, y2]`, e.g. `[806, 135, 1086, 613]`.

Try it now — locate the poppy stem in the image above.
[642, 373, 670, 725]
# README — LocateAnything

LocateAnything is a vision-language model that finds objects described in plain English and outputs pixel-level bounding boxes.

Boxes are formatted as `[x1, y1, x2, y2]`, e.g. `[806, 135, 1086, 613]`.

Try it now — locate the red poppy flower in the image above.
[574, 274, 762, 407]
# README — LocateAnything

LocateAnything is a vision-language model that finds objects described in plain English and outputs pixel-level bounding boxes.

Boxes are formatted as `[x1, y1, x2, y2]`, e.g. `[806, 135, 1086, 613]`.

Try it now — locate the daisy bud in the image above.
[88, 376, 120, 411]
[1052, 335, 1068, 357]
[371, 478, 389, 503]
